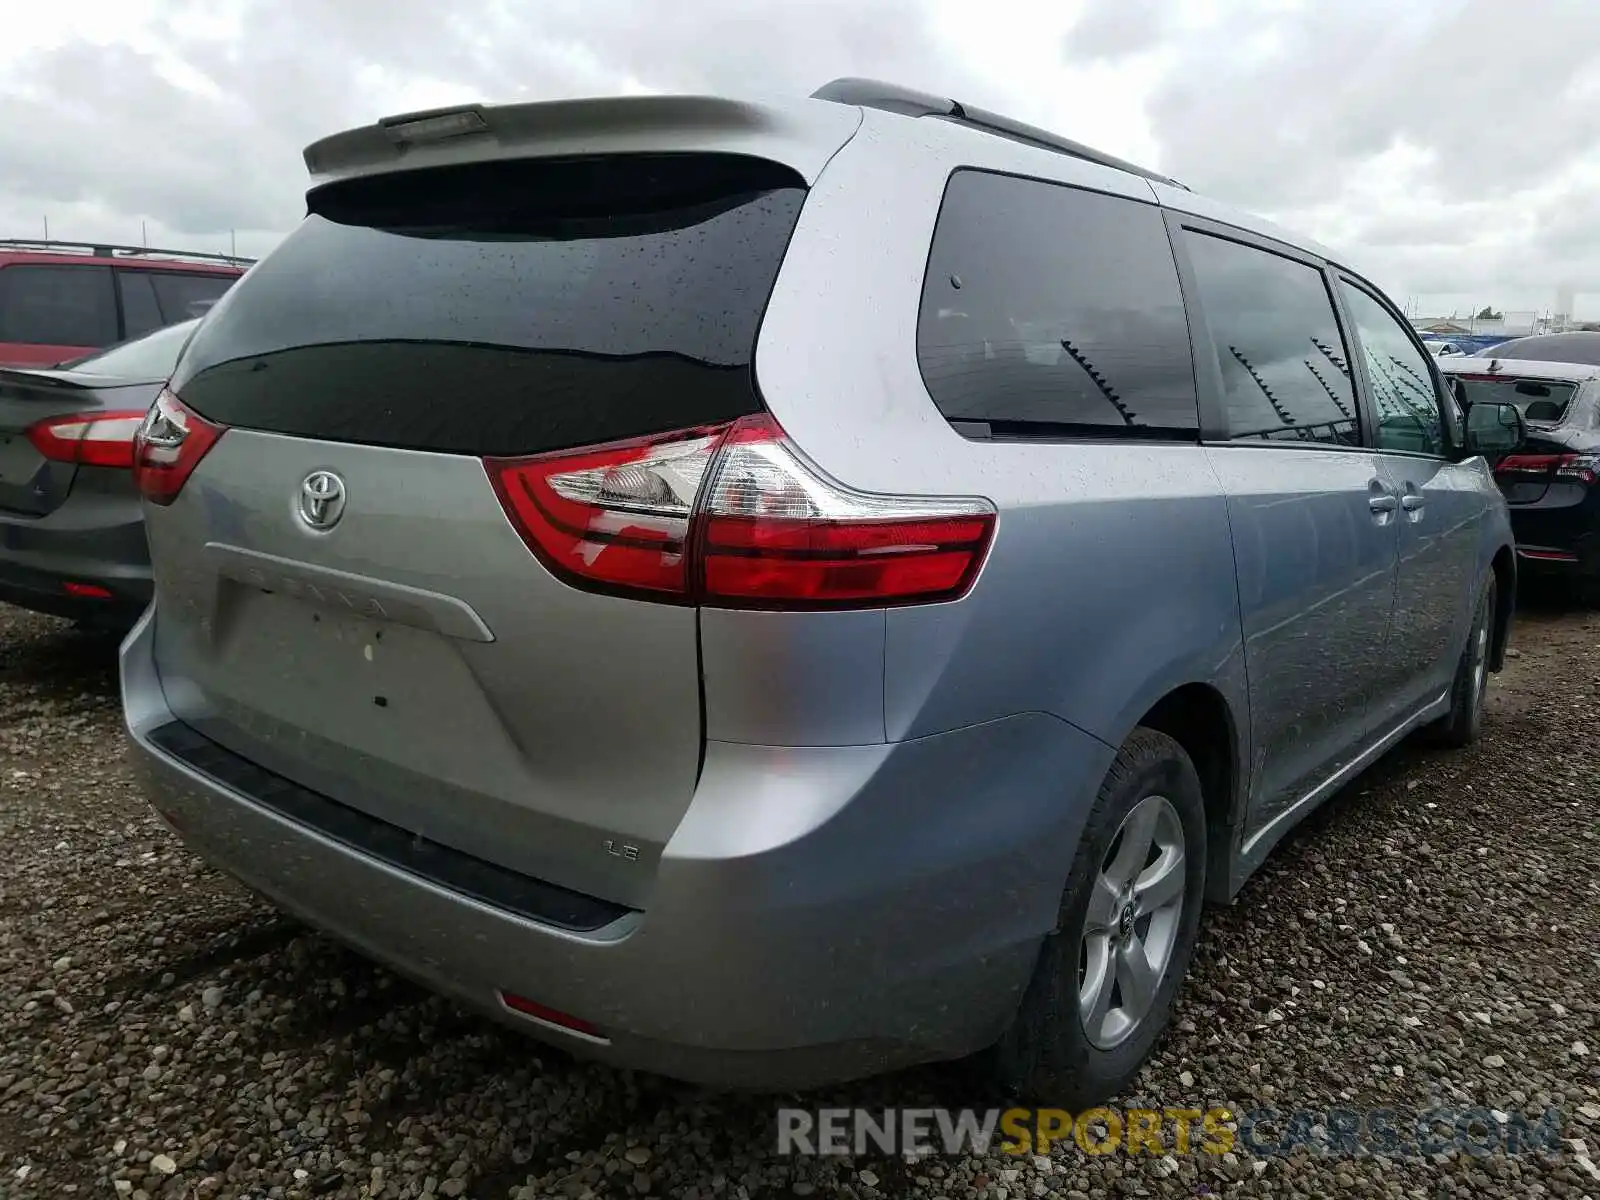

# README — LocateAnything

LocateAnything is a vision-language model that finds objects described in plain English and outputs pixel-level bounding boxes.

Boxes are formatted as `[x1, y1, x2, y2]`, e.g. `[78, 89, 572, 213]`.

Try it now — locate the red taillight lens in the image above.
[486, 414, 997, 609]
[1495, 453, 1559, 473]
[1494, 452, 1600, 485]
[133, 388, 225, 506]
[26, 410, 148, 468]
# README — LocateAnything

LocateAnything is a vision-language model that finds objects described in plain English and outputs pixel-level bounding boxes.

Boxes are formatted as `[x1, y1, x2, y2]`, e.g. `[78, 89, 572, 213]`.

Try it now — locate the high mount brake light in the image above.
[486, 414, 997, 609]
[26, 410, 148, 469]
[132, 388, 225, 505]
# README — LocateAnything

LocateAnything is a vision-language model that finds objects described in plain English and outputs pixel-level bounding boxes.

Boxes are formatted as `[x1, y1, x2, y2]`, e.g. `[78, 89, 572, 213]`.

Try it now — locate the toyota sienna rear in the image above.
[123, 82, 1518, 1102]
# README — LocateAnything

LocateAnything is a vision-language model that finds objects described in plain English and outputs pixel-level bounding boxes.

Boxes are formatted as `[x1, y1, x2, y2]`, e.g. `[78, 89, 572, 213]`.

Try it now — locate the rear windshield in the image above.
[1456, 376, 1578, 425]
[59, 317, 198, 380]
[169, 154, 807, 456]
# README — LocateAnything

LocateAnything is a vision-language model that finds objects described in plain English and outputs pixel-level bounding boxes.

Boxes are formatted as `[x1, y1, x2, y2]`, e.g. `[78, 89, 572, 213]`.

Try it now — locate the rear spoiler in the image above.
[0, 367, 90, 390]
[302, 94, 862, 193]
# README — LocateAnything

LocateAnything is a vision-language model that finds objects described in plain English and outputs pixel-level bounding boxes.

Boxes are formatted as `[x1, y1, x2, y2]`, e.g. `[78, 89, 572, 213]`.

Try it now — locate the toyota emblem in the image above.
[297, 470, 347, 531]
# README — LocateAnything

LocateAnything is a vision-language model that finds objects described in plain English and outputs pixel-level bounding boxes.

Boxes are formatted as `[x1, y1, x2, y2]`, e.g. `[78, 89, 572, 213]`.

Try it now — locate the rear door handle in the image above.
[1401, 494, 1425, 511]
[1369, 495, 1397, 514]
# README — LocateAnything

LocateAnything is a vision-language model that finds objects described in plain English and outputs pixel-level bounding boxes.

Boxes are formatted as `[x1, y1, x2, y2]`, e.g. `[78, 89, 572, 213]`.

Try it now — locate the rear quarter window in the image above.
[0, 264, 118, 347]
[916, 169, 1198, 439]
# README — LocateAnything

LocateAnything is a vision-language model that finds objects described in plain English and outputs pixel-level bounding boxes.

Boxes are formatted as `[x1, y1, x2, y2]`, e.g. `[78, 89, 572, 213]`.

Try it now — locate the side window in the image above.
[148, 272, 235, 322]
[917, 170, 1198, 437]
[118, 271, 165, 339]
[1182, 231, 1359, 446]
[1337, 281, 1447, 456]
[0, 265, 117, 347]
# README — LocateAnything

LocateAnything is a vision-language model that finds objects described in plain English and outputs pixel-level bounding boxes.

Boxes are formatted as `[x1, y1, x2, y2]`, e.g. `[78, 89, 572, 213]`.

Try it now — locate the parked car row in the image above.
[1440, 354, 1600, 602]
[1471, 329, 1600, 367]
[0, 318, 200, 625]
[0, 240, 248, 367]
[0, 79, 1547, 1105]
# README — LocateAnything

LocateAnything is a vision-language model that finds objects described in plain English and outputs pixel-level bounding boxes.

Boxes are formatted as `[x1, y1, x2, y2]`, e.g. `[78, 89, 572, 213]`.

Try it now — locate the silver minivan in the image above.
[121, 78, 1525, 1104]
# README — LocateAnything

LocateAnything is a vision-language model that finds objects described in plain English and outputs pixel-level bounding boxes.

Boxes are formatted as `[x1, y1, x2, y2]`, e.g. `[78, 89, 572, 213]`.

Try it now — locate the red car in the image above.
[0, 239, 251, 368]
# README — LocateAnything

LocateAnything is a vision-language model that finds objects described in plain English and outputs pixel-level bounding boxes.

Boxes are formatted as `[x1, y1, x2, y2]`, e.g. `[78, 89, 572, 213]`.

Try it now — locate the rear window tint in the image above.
[150, 271, 234, 321]
[916, 169, 1198, 439]
[170, 154, 807, 456]
[118, 271, 165, 339]
[0, 264, 118, 347]
[1455, 376, 1578, 425]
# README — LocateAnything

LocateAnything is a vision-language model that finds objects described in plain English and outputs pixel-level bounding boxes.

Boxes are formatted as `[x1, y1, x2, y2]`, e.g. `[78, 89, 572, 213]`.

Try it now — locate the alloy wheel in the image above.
[1078, 794, 1187, 1050]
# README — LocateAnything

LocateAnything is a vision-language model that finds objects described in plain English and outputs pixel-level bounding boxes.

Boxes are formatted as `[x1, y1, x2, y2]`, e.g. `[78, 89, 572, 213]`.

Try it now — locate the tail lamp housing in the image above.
[26, 410, 149, 469]
[487, 414, 996, 610]
[1494, 452, 1600, 486]
[132, 388, 225, 505]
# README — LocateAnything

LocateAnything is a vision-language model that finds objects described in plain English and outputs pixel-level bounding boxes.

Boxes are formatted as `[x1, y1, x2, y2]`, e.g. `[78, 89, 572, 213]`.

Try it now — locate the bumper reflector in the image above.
[499, 991, 605, 1040]
[62, 581, 113, 599]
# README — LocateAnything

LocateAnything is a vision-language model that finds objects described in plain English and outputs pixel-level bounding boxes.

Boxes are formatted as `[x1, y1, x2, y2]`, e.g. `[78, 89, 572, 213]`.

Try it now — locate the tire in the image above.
[983, 728, 1207, 1107]
[1426, 572, 1496, 748]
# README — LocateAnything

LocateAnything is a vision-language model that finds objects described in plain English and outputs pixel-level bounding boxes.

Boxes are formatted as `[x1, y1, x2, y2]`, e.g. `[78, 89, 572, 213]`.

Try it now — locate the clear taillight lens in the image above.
[1556, 453, 1600, 485]
[486, 425, 724, 599]
[696, 415, 996, 607]
[486, 415, 997, 609]
[133, 388, 225, 506]
[26, 411, 148, 469]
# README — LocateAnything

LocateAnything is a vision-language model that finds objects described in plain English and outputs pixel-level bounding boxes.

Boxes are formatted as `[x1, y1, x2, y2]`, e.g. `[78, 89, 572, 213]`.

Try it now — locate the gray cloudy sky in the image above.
[3, 0, 1597, 318]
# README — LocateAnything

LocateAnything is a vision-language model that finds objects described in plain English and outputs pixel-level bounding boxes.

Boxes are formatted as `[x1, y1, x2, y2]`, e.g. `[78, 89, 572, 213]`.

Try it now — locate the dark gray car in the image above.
[0, 318, 197, 628]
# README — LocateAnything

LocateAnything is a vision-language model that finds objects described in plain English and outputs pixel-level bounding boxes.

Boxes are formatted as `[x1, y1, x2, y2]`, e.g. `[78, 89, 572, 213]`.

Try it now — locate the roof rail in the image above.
[810, 77, 1187, 191]
[0, 238, 255, 267]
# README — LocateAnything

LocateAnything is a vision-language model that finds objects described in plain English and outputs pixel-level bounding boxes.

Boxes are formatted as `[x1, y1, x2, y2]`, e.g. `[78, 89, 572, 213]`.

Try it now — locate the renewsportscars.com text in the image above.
[776, 1105, 1567, 1159]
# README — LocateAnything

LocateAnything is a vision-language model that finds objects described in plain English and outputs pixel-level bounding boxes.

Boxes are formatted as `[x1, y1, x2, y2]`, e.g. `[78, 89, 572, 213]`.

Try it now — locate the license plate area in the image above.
[206, 585, 506, 778]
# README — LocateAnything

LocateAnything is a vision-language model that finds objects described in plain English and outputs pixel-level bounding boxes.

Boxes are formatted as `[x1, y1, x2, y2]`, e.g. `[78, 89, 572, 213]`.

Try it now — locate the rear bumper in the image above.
[1509, 506, 1600, 582]
[121, 605, 1114, 1089]
[0, 485, 150, 626]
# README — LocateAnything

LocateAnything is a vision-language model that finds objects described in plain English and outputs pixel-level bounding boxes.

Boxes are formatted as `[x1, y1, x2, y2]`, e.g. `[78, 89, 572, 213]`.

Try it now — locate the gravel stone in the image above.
[1, 603, 1598, 1200]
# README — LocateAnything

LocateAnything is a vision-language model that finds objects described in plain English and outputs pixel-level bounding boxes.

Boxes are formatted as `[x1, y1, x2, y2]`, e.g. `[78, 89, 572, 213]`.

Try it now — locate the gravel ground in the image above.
[2, 600, 1598, 1200]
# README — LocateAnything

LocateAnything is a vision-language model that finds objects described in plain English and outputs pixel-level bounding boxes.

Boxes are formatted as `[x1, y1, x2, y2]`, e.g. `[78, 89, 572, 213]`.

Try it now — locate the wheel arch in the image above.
[1132, 681, 1246, 904]
[1488, 543, 1516, 671]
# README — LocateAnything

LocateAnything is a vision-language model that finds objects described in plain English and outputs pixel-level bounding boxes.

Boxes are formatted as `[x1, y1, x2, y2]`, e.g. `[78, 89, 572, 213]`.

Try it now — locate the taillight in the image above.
[1495, 453, 1558, 475]
[132, 388, 225, 506]
[1556, 454, 1600, 485]
[1494, 452, 1600, 485]
[486, 414, 996, 610]
[26, 410, 148, 468]
[486, 424, 725, 599]
[696, 416, 995, 606]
